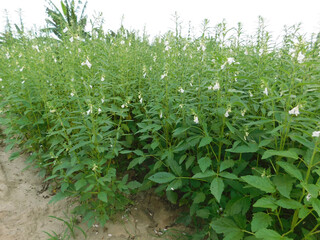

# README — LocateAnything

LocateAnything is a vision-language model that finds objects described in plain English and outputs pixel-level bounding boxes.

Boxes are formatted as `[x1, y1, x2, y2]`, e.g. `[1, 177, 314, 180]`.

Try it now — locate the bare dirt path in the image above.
[0, 143, 189, 239]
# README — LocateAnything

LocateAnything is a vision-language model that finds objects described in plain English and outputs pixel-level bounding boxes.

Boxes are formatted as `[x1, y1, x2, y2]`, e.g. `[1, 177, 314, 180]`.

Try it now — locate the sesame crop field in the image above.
[0, 6, 320, 239]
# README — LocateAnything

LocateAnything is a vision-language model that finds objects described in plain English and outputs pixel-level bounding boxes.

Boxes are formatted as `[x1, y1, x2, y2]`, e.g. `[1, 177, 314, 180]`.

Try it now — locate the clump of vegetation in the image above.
[0, 2, 320, 238]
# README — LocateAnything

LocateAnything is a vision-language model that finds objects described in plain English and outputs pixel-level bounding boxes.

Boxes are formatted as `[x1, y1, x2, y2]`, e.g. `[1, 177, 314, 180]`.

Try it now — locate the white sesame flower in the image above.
[212, 82, 220, 90]
[1, 86, 4, 89]
[70, 92, 74, 97]
[244, 49, 248, 55]
[194, 115, 199, 124]
[101, 76, 105, 81]
[312, 131, 320, 138]
[86, 109, 92, 115]
[121, 104, 125, 108]
[69, 37, 73, 42]
[289, 105, 300, 116]
[259, 49, 264, 56]
[120, 40, 125, 45]
[227, 57, 235, 64]
[190, 82, 193, 87]
[63, 27, 68, 33]
[71, 78, 74, 82]
[178, 87, 184, 93]
[89, 85, 93, 89]
[306, 193, 311, 201]
[208, 85, 212, 90]
[101, 99, 105, 103]
[6, 52, 10, 59]
[170, 187, 174, 191]
[183, 45, 187, 51]
[241, 109, 246, 117]
[160, 111, 163, 119]
[32, 45, 40, 52]
[0, 78, 2, 81]
[92, 164, 98, 171]
[161, 72, 167, 79]
[21, 80, 25, 84]
[139, 98, 143, 104]
[20, 66, 24, 72]
[98, 108, 102, 114]
[249, 91, 253, 97]
[179, 104, 183, 108]
[81, 59, 92, 69]
[165, 46, 171, 51]
[297, 52, 305, 63]
[221, 63, 226, 70]
[224, 109, 231, 118]
[263, 87, 268, 96]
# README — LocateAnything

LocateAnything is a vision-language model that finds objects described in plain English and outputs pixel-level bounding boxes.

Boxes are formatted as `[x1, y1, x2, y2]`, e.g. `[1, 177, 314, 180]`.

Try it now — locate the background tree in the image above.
[42, 0, 88, 39]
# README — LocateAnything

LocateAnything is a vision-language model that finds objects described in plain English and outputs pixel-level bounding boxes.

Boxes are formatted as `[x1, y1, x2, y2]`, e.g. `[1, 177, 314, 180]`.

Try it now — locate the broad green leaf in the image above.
[98, 192, 108, 203]
[210, 178, 224, 203]
[226, 142, 259, 153]
[199, 136, 212, 148]
[69, 141, 91, 152]
[166, 179, 182, 191]
[276, 198, 302, 209]
[9, 151, 21, 161]
[241, 175, 276, 193]
[210, 218, 243, 240]
[311, 199, 320, 217]
[172, 127, 190, 137]
[301, 183, 320, 198]
[220, 160, 234, 172]
[196, 209, 210, 219]
[167, 151, 182, 176]
[253, 197, 278, 211]
[289, 134, 315, 149]
[148, 172, 175, 184]
[192, 170, 216, 178]
[198, 157, 212, 172]
[225, 197, 251, 216]
[276, 161, 303, 181]
[127, 181, 142, 189]
[251, 212, 272, 232]
[272, 175, 295, 198]
[262, 150, 298, 160]
[220, 171, 238, 179]
[166, 190, 178, 204]
[193, 192, 206, 204]
[49, 191, 68, 204]
[255, 229, 292, 240]
[75, 179, 87, 191]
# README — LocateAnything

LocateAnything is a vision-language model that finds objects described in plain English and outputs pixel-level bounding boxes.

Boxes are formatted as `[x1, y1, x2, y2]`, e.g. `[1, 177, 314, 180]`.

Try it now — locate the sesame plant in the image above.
[0, 17, 320, 239]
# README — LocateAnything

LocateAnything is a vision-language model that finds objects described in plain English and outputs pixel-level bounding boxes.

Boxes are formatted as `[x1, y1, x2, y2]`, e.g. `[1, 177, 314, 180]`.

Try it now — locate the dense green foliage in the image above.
[1, 19, 320, 239]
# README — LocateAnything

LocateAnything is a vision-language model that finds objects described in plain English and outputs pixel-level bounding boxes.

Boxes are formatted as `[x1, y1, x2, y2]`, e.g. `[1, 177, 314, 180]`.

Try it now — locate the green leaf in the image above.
[69, 141, 91, 152]
[148, 172, 175, 184]
[75, 179, 87, 191]
[49, 191, 68, 204]
[166, 151, 182, 176]
[9, 151, 21, 161]
[210, 178, 224, 203]
[196, 209, 210, 219]
[193, 192, 206, 204]
[220, 160, 234, 172]
[272, 175, 295, 198]
[276, 198, 302, 209]
[198, 157, 212, 172]
[241, 175, 276, 193]
[311, 199, 320, 217]
[166, 190, 178, 204]
[276, 161, 303, 181]
[226, 142, 259, 153]
[210, 218, 243, 240]
[192, 170, 216, 178]
[251, 212, 272, 232]
[172, 127, 190, 137]
[262, 150, 298, 160]
[199, 136, 212, 148]
[219, 171, 238, 179]
[127, 181, 142, 189]
[98, 192, 108, 203]
[253, 197, 278, 211]
[255, 229, 288, 240]
[289, 134, 315, 149]
[166, 179, 182, 191]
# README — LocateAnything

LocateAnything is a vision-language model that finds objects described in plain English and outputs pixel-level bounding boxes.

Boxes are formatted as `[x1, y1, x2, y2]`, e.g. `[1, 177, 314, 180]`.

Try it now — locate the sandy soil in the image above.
[0, 140, 189, 240]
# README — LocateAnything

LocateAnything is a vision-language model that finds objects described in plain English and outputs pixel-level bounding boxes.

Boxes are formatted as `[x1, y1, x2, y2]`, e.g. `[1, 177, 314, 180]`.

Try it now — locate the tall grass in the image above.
[1, 17, 320, 239]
